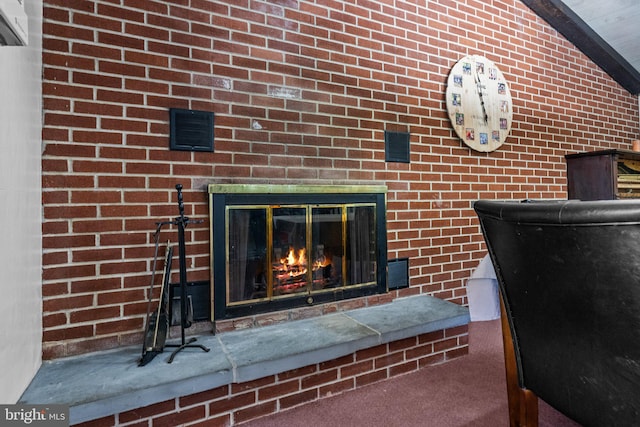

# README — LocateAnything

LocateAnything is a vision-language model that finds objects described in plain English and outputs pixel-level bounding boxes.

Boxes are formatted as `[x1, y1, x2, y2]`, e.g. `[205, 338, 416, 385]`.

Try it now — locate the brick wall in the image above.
[42, 0, 639, 359]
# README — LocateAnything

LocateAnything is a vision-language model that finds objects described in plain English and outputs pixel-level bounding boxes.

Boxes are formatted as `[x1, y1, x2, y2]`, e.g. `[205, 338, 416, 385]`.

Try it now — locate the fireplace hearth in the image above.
[208, 184, 388, 319]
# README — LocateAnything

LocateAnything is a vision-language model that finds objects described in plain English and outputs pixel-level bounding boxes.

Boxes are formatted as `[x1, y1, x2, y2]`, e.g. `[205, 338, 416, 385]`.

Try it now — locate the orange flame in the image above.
[282, 247, 307, 267]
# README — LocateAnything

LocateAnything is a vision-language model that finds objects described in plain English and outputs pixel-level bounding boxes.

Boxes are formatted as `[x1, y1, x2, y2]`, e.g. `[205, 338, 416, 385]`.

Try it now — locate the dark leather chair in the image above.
[474, 199, 640, 427]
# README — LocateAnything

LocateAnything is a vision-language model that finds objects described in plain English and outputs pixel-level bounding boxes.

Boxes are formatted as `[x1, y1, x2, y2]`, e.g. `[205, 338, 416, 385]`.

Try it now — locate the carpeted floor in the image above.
[242, 319, 582, 427]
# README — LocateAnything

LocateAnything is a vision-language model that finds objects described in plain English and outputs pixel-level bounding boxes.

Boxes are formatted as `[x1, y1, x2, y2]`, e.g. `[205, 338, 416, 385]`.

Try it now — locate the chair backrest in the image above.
[474, 199, 640, 426]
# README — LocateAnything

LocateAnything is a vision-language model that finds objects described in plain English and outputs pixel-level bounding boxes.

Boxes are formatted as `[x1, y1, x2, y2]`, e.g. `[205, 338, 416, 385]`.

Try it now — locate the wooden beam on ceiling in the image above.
[522, 0, 640, 95]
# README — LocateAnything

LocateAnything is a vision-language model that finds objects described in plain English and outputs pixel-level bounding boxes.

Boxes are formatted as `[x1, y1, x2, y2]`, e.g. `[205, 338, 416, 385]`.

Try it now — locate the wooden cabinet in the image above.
[565, 149, 640, 200]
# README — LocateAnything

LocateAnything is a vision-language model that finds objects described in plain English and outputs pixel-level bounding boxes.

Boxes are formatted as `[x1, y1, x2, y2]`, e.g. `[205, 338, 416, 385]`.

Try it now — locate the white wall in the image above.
[0, 0, 43, 403]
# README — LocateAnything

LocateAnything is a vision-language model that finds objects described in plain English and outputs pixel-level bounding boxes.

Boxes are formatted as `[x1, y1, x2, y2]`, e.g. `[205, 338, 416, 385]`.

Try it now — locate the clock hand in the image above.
[473, 69, 489, 124]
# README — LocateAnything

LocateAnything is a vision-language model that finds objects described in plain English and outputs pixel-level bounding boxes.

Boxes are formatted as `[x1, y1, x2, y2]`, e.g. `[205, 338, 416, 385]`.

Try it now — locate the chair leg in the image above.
[519, 388, 539, 427]
[500, 296, 539, 427]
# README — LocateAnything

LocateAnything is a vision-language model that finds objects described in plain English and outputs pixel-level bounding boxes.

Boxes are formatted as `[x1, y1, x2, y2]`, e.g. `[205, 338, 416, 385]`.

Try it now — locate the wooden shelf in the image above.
[566, 149, 640, 200]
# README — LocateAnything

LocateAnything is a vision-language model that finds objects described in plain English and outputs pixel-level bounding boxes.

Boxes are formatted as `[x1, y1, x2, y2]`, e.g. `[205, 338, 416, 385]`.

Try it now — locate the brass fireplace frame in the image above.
[208, 184, 388, 320]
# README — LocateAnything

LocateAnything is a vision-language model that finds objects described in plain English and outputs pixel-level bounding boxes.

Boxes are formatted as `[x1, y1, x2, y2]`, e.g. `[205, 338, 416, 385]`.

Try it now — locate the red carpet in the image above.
[242, 319, 582, 426]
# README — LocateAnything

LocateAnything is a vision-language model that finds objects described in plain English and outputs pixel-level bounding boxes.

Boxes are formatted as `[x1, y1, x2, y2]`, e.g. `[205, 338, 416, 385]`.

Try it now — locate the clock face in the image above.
[445, 55, 513, 152]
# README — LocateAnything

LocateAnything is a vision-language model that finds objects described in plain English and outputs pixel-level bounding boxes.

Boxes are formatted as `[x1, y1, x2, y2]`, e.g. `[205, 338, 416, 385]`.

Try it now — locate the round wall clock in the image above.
[445, 55, 513, 152]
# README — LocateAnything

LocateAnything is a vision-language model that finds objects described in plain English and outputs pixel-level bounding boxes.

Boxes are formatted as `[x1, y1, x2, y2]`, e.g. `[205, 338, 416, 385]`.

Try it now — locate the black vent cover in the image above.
[385, 130, 410, 163]
[170, 280, 211, 322]
[387, 258, 409, 290]
[170, 108, 214, 152]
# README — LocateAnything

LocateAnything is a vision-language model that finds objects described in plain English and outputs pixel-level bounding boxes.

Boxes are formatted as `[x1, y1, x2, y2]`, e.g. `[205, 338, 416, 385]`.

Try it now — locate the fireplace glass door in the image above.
[227, 204, 377, 305]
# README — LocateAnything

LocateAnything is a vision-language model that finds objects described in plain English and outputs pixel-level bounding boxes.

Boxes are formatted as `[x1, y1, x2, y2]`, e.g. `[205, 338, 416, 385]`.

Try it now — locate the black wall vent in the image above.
[387, 258, 409, 290]
[385, 130, 410, 163]
[170, 108, 214, 152]
[170, 280, 211, 323]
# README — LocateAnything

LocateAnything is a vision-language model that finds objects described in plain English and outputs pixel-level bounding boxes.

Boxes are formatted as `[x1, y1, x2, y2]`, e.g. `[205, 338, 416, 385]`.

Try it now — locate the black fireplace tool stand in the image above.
[164, 184, 210, 363]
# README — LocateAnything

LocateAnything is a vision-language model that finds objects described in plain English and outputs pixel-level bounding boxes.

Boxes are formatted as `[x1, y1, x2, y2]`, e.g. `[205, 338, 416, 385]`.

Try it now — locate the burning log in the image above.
[272, 246, 337, 293]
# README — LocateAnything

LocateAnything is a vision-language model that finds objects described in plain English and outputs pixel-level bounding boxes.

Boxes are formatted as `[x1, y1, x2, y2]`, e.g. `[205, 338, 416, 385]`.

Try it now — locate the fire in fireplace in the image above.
[208, 184, 387, 319]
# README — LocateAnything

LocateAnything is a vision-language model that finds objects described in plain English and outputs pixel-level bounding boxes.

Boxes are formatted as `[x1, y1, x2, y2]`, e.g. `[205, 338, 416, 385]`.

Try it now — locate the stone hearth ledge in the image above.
[20, 295, 470, 425]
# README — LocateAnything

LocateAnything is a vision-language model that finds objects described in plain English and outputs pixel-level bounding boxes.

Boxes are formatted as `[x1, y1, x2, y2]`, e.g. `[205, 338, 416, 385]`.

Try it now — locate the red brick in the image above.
[43, 6, 70, 23]
[279, 388, 318, 410]
[277, 365, 317, 381]
[319, 378, 355, 397]
[119, 399, 176, 424]
[434, 337, 459, 353]
[210, 392, 256, 415]
[446, 346, 470, 360]
[340, 360, 374, 378]
[355, 343, 387, 361]
[42, 127, 70, 141]
[406, 343, 435, 360]
[42, 325, 94, 342]
[43, 313, 67, 328]
[152, 406, 207, 427]
[418, 353, 446, 368]
[257, 379, 300, 401]
[70, 306, 120, 323]
[301, 369, 338, 389]
[42, 281, 69, 297]
[43, 251, 69, 266]
[71, 277, 121, 294]
[42, 343, 66, 360]
[418, 330, 445, 344]
[445, 324, 469, 337]
[42, 265, 96, 280]
[389, 336, 417, 352]
[374, 351, 405, 369]
[45, 113, 98, 128]
[95, 317, 142, 335]
[233, 401, 277, 425]
[97, 289, 145, 305]
[355, 369, 388, 388]
[43, 22, 93, 41]
[389, 360, 418, 377]
[179, 386, 229, 408]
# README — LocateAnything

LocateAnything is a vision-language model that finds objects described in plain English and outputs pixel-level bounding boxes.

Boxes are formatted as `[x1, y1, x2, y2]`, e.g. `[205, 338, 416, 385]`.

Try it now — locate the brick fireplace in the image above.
[208, 184, 388, 321]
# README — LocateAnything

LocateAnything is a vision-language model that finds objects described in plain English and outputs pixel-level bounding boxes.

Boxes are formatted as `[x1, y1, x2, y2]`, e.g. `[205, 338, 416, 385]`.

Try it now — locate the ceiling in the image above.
[522, 0, 640, 95]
